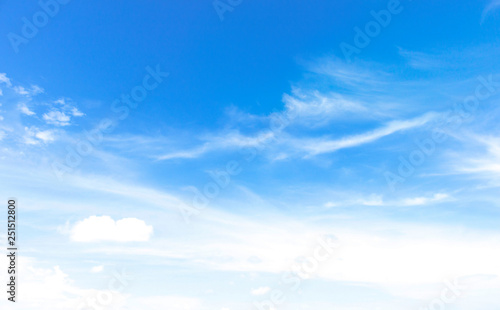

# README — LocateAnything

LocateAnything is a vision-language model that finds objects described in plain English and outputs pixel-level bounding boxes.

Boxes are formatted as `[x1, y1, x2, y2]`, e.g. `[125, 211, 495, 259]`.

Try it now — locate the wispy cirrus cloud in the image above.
[152, 55, 473, 162]
[305, 56, 391, 89]
[481, 0, 500, 23]
[451, 134, 500, 180]
[398, 48, 444, 70]
[281, 89, 369, 127]
[293, 112, 439, 157]
[154, 111, 434, 161]
[155, 97, 436, 162]
[323, 192, 451, 208]
[156, 130, 276, 160]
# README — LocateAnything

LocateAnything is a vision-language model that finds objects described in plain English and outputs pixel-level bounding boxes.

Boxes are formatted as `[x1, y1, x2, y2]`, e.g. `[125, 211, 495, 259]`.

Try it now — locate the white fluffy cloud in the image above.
[19, 103, 35, 116]
[0, 73, 11, 86]
[43, 110, 71, 126]
[42, 98, 84, 126]
[70, 215, 154, 242]
[0, 256, 200, 310]
[13, 85, 44, 96]
[24, 127, 57, 144]
[0, 256, 112, 310]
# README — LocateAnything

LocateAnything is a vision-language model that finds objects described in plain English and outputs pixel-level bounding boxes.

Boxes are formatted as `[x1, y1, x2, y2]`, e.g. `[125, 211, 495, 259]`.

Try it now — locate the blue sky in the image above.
[1, 0, 500, 309]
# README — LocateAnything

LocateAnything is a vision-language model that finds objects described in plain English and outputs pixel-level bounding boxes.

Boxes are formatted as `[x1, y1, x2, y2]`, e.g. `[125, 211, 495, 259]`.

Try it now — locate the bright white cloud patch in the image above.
[90, 265, 104, 273]
[251, 286, 271, 295]
[402, 193, 449, 206]
[36, 130, 56, 143]
[70, 216, 154, 242]
[24, 127, 57, 144]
